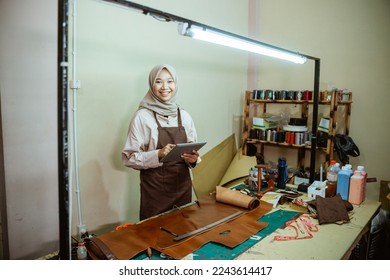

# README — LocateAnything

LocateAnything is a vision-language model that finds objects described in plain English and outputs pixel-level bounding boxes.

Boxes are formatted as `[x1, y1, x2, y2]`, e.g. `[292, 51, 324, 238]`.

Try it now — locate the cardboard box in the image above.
[294, 176, 310, 186]
[252, 117, 277, 130]
[318, 118, 329, 133]
[308, 181, 327, 199]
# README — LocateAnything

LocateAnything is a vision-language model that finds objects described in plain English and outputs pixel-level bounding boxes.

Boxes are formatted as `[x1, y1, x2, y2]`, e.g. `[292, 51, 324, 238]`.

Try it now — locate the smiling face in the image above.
[152, 68, 176, 102]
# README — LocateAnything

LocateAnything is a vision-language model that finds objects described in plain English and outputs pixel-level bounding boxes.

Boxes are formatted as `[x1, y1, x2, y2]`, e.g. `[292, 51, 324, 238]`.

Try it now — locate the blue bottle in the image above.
[337, 165, 352, 200]
[277, 157, 287, 189]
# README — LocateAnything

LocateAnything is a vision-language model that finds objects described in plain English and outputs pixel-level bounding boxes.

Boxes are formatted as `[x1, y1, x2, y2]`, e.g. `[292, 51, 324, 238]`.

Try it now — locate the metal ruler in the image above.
[173, 211, 243, 241]
[139, 200, 199, 224]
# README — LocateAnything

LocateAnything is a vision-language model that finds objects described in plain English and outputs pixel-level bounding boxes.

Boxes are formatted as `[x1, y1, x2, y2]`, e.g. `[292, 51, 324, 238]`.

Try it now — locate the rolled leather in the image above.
[215, 185, 260, 210]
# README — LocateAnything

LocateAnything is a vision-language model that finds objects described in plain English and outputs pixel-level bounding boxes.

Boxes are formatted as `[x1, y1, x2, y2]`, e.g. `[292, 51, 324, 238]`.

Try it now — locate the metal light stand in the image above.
[57, 0, 321, 260]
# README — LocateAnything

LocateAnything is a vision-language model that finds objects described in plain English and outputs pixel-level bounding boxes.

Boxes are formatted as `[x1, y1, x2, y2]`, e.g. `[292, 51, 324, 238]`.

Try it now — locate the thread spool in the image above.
[295, 132, 304, 145]
[296, 91, 303, 100]
[271, 130, 277, 142]
[265, 89, 274, 100]
[289, 132, 295, 144]
[287, 91, 295, 100]
[276, 131, 285, 143]
[303, 90, 312, 101]
[262, 130, 266, 140]
[274, 90, 281, 100]
[252, 90, 256, 99]
[279, 90, 287, 100]
[266, 130, 272, 142]
[259, 90, 265, 99]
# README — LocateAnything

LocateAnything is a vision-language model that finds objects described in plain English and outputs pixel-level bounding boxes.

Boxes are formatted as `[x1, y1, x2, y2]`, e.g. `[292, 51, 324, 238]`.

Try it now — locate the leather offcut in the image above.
[86, 194, 272, 260]
[308, 194, 351, 225]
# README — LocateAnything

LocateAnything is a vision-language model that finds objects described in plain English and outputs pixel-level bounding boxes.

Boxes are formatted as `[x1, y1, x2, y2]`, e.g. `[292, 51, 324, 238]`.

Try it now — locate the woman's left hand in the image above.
[181, 150, 199, 164]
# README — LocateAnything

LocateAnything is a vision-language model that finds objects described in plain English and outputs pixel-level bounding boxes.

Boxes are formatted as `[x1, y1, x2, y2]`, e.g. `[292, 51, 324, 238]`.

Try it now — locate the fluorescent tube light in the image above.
[178, 23, 307, 64]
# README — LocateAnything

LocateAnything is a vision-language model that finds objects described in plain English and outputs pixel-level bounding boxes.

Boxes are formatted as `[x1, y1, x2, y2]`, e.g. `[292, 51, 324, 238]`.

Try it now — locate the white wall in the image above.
[256, 0, 390, 201]
[0, 0, 58, 259]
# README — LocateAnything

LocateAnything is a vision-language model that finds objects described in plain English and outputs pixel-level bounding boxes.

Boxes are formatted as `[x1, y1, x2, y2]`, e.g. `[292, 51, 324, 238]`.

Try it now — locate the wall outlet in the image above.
[77, 224, 87, 238]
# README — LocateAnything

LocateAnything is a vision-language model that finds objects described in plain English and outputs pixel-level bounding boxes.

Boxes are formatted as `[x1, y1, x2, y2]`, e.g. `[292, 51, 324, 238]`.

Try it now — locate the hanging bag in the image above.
[334, 134, 360, 164]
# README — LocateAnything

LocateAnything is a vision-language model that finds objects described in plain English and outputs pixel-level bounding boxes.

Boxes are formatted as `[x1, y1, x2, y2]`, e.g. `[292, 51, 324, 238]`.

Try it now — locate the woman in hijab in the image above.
[122, 64, 200, 220]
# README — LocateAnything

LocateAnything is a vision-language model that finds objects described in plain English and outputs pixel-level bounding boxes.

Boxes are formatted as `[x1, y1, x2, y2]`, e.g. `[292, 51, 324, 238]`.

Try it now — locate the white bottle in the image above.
[345, 164, 353, 170]
[357, 166, 367, 202]
[334, 162, 340, 173]
[77, 241, 88, 260]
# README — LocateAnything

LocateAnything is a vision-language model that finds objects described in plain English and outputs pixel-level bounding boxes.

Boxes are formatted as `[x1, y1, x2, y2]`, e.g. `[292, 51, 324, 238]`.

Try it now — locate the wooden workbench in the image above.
[236, 198, 381, 260]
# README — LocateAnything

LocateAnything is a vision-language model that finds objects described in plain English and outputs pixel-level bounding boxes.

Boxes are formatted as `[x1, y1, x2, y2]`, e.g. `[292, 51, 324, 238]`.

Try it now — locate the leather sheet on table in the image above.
[86, 195, 272, 260]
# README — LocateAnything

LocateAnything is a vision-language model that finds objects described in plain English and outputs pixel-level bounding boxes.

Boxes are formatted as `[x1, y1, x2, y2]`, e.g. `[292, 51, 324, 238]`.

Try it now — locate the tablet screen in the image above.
[160, 142, 207, 162]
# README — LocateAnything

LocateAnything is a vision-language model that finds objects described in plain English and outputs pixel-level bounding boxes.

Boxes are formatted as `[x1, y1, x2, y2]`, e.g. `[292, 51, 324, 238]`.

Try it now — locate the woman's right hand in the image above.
[158, 144, 176, 159]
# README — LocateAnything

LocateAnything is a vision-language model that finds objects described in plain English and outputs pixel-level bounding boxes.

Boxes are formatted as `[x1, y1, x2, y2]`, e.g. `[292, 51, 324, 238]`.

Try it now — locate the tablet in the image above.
[160, 142, 207, 163]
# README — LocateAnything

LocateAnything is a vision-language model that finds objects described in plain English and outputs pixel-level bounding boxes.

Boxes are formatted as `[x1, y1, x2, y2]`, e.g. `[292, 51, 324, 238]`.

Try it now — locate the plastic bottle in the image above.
[325, 160, 339, 197]
[248, 167, 258, 191]
[277, 157, 287, 189]
[348, 170, 364, 205]
[357, 166, 367, 202]
[335, 162, 340, 173]
[77, 241, 88, 260]
[337, 165, 352, 200]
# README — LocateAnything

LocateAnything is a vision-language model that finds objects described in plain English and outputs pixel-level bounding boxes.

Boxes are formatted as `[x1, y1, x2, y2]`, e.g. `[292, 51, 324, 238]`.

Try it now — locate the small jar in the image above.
[77, 241, 88, 260]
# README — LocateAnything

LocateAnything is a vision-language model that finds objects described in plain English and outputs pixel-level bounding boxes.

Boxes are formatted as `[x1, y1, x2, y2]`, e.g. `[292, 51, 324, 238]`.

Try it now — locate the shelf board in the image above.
[248, 98, 332, 105]
[247, 139, 327, 152]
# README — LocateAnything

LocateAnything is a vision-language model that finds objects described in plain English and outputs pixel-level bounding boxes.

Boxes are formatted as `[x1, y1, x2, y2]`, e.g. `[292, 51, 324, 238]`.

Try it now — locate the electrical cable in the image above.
[72, 0, 85, 232]
[70, 0, 87, 253]
[67, 0, 75, 259]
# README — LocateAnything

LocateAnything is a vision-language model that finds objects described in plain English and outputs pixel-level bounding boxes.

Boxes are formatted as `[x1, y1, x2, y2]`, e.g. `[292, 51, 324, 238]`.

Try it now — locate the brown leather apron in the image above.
[139, 109, 192, 220]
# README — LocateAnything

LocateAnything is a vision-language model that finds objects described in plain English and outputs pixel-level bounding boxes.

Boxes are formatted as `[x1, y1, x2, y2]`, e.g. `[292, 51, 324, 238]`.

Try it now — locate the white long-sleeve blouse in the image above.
[122, 108, 198, 170]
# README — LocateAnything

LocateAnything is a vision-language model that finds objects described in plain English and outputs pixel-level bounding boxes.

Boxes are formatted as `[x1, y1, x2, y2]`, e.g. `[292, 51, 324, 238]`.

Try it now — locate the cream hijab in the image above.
[138, 64, 179, 116]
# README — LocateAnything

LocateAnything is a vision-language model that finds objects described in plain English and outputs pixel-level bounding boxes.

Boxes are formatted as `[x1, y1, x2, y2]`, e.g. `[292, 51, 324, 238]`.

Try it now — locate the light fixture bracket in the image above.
[101, 0, 317, 63]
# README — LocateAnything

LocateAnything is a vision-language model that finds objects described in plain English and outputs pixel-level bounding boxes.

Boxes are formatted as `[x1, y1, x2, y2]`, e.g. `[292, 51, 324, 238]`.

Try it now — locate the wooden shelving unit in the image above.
[241, 90, 352, 170]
